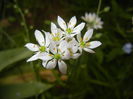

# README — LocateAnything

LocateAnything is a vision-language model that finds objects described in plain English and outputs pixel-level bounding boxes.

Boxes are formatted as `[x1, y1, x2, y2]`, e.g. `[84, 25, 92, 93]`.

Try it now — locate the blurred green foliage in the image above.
[0, 0, 133, 99]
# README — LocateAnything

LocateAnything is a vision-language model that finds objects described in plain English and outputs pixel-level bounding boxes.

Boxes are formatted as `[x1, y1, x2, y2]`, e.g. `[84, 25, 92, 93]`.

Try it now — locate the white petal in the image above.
[46, 59, 57, 69]
[49, 43, 57, 54]
[62, 50, 71, 60]
[57, 29, 63, 38]
[38, 53, 52, 61]
[35, 30, 45, 46]
[76, 33, 82, 42]
[27, 53, 39, 62]
[51, 22, 58, 34]
[69, 38, 79, 53]
[83, 29, 93, 42]
[25, 43, 39, 51]
[72, 53, 81, 59]
[44, 32, 51, 47]
[88, 41, 102, 49]
[79, 47, 83, 53]
[83, 48, 95, 53]
[73, 22, 85, 34]
[58, 40, 68, 52]
[57, 16, 67, 30]
[70, 33, 77, 37]
[68, 16, 77, 29]
[58, 60, 67, 74]
[42, 61, 48, 67]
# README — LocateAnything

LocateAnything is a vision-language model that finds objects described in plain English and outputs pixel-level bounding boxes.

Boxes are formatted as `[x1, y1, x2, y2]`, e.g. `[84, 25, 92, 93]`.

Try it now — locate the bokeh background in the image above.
[0, 0, 133, 99]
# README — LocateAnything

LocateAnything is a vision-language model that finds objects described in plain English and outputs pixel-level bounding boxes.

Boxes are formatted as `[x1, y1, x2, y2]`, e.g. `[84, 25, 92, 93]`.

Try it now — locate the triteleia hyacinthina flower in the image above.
[48, 22, 64, 45]
[57, 16, 85, 38]
[59, 38, 81, 59]
[41, 42, 70, 74]
[77, 29, 102, 53]
[81, 13, 103, 30]
[25, 30, 50, 62]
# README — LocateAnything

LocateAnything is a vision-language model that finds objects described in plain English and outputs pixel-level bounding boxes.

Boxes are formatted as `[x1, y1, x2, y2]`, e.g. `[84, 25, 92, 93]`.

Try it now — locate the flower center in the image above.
[39, 46, 46, 52]
[66, 28, 73, 34]
[80, 41, 86, 48]
[52, 36, 60, 41]
[54, 54, 61, 59]
[88, 21, 96, 27]
[86, 42, 90, 46]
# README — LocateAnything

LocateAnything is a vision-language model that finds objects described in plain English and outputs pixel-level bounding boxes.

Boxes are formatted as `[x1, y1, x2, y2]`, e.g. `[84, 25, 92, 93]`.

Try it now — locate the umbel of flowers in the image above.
[25, 16, 102, 74]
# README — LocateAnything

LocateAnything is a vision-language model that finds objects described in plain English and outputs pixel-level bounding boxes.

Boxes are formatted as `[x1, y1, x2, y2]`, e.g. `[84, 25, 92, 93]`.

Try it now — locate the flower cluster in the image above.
[81, 13, 103, 30]
[25, 16, 102, 74]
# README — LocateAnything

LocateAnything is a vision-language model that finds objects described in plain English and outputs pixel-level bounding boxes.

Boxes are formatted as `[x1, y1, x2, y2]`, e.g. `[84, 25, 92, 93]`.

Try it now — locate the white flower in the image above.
[41, 42, 69, 74]
[47, 22, 64, 45]
[25, 30, 50, 62]
[57, 16, 85, 38]
[122, 43, 133, 54]
[77, 29, 102, 53]
[59, 38, 81, 59]
[81, 13, 103, 30]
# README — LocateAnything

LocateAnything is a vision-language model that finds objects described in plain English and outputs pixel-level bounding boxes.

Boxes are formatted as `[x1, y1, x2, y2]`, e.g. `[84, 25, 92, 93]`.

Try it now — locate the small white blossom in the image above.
[25, 30, 50, 62]
[48, 22, 64, 45]
[59, 38, 81, 59]
[41, 42, 69, 74]
[81, 13, 103, 30]
[57, 16, 85, 38]
[77, 29, 102, 53]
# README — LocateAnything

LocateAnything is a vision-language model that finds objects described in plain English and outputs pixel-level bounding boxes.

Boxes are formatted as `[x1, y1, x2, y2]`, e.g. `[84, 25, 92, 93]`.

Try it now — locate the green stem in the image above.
[30, 62, 39, 81]
[97, 0, 102, 15]
[14, 1, 30, 42]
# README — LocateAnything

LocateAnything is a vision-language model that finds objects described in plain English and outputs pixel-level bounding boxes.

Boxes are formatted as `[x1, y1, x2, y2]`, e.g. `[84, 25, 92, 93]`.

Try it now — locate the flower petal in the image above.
[73, 22, 85, 34]
[83, 48, 95, 53]
[57, 16, 67, 30]
[44, 32, 51, 47]
[79, 47, 83, 53]
[59, 40, 69, 51]
[42, 61, 48, 67]
[76, 33, 82, 42]
[58, 60, 67, 74]
[69, 38, 79, 53]
[72, 53, 81, 59]
[46, 59, 57, 69]
[88, 41, 102, 49]
[35, 30, 45, 46]
[27, 53, 40, 62]
[38, 53, 52, 61]
[68, 16, 77, 29]
[62, 50, 71, 60]
[51, 22, 58, 34]
[49, 42, 57, 54]
[25, 43, 39, 51]
[83, 29, 93, 42]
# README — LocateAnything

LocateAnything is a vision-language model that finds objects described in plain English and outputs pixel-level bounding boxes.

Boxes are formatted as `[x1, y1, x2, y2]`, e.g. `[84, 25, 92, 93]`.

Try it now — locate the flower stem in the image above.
[14, 1, 30, 42]
[97, 0, 102, 15]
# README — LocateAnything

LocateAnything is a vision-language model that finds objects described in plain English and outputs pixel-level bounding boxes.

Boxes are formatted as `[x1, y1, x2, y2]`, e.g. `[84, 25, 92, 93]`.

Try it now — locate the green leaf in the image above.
[0, 82, 53, 99]
[0, 48, 32, 72]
